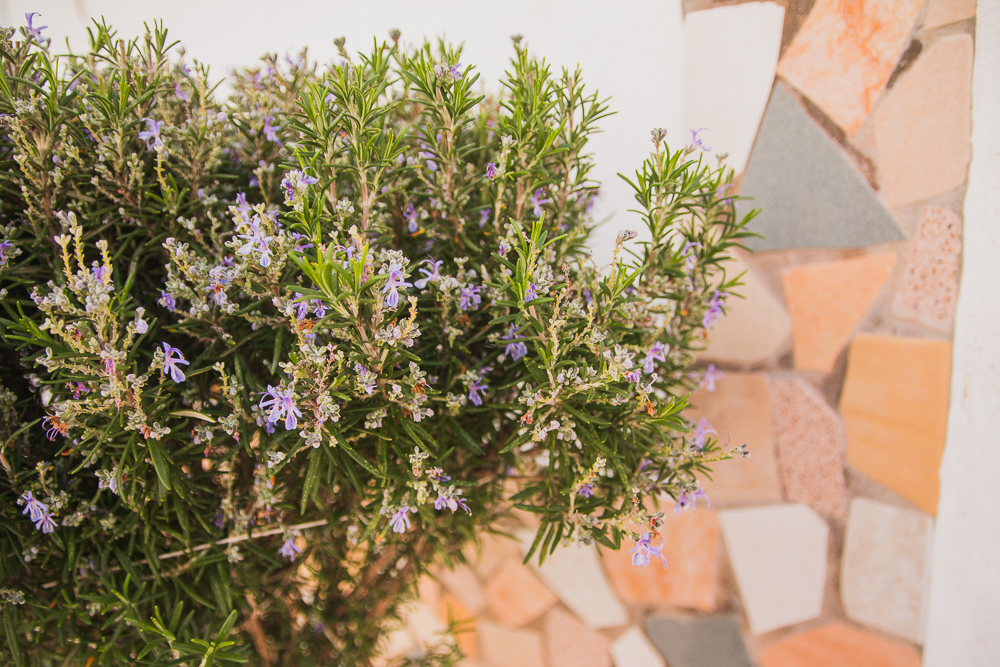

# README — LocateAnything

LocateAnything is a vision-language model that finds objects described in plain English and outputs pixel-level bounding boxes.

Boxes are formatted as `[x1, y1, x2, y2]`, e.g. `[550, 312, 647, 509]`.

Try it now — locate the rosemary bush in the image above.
[0, 16, 753, 666]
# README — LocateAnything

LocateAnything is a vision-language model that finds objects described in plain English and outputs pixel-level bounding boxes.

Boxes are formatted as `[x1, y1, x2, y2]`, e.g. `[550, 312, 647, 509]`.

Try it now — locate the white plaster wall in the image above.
[923, 2, 1000, 665]
[1, 0, 684, 265]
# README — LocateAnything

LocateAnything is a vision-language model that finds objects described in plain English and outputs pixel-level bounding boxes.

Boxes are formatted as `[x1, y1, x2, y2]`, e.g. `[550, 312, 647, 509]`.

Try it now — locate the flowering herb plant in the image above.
[0, 17, 753, 666]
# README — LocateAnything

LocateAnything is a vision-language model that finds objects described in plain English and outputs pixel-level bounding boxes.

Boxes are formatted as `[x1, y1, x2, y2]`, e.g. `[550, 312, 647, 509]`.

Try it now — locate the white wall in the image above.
[2, 0, 684, 265]
[923, 2, 1000, 665]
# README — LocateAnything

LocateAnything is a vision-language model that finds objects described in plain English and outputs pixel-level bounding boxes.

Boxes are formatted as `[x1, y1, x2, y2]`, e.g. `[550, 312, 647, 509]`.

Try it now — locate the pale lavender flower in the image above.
[702, 290, 727, 329]
[690, 127, 711, 152]
[629, 532, 667, 568]
[674, 486, 710, 513]
[134, 309, 148, 334]
[577, 483, 594, 498]
[174, 83, 190, 101]
[259, 385, 302, 430]
[468, 377, 487, 407]
[524, 282, 539, 302]
[312, 300, 326, 318]
[479, 209, 490, 228]
[0, 240, 14, 267]
[680, 240, 701, 274]
[702, 365, 723, 392]
[263, 115, 281, 144]
[486, 163, 498, 181]
[161, 343, 189, 383]
[693, 417, 716, 449]
[205, 278, 228, 307]
[498, 240, 511, 258]
[459, 285, 482, 311]
[236, 216, 275, 267]
[279, 538, 302, 561]
[138, 118, 164, 151]
[18, 491, 48, 523]
[158, 290, 176, 312]
[414, 259, 442, 289]
[418, 141, 437, 171]
[642, 342, 666, 374]
[502, 326, 528, 361]
[404, 203, 419, 233]
[382, 262, 412, 308]
[293, 292, 310, 320]
[390, 506, 413, 533]
[24, 13, 47, 42]
[35, 510, 57, 534]
[529, 188, 551, 218]
[434, 493, 471, 513]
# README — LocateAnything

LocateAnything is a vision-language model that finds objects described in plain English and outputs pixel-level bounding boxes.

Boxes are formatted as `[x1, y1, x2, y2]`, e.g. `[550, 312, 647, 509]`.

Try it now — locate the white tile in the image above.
[610, 626, 665, 667]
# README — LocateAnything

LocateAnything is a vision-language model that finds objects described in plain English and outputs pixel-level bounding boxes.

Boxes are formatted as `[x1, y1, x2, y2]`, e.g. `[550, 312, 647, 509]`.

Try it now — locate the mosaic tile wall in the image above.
[381, 0, 975, 664]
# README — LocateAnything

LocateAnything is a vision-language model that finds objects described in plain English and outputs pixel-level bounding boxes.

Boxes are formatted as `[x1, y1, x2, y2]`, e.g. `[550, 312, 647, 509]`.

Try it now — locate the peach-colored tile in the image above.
[771, 377, 847, 518]
[781, 253, 896, 373]
[924, 0, 977, 29]
[438, 593, 479, 660]
[688, 373, 783, 505]
[602, 510, 720, 611]
[841, 334, 952, 515]
[874, 34, 973, 208]
[892, 205, 963, 333]
[777, 0, 923, 134]
[470, 532, 522, 581]
[478, 622, 545, 667]
[438, 564, 487, 614]
[484, 559, 557, 628]
[545, 607, 612, 667]
[759, 622, 921, 667]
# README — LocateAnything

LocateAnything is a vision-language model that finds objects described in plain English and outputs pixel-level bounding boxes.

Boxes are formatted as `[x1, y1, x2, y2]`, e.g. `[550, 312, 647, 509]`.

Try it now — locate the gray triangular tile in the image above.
[738, 83, 904, 251]
[646, 616, 754, 667]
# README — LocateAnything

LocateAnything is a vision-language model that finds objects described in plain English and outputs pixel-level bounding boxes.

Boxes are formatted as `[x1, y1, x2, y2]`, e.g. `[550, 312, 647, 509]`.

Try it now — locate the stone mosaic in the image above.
[892, 205, 963, 333]
[759, 622, 922, 667]
[646, 615, 754, 667]
[544, 607, 612, 667]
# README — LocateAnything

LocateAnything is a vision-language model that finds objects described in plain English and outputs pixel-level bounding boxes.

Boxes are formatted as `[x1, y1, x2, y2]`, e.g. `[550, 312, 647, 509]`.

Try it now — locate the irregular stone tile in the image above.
[646, 616, 754, 667]
[484, 559, 557, 628]
[470, 532, 522, 581]
[781, 252, 897, 372]
[513, 529, 629, 629]
[719, 504, 828, 635]
[610, 626, 666, 667]
[405, 600, 450, 650]
[438, 564, 487, 614]
[892, 205, 963, 333]
[545, 607, 612, 667]
[770, 377, 848, 518]
[687, 373, 783, 505]
[738, 84, 904, 251]
[759, 622, 922, 667]
[438, 593, 479, 660]
[841, 498, 934, 643]
[924, 0, 977, 29]
[776, 0, 923, 134]
[841, 334, 952, 515]
[478, 622, 545, 667]
[601, 510, 720, 611]
[702, 254, 792, 365]
[682, 2, 785, 174]
[874, 35, 974, 208]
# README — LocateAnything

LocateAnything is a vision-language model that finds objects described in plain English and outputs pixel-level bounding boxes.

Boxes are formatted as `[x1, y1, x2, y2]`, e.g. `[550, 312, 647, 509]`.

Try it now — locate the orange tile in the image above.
[478, 622, 545, 667]
[841, 334, 952, 515]
[483, 559, 557, 628]
[759, 622, 921, 667]
[602, 510, 720, 611]
[782, 253, 896, 373]
[438, 593, 479, 660]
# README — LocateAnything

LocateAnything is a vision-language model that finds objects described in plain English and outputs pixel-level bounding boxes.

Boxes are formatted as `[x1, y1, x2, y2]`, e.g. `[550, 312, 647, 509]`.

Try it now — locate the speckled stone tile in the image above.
[776, 0, 923, 134]
[646, 616, 754, 667]
[738, 84, 904, 251]
[781, 252, 896, 372]
[841, 334, 952, 515]
[892, 205, 963, 333]
[874, 34, 974, 208]
[759, 622, 922, 667]
[841, 498, 934, 643]
[719, 504, 828, 635]
[770, 377, 847, 518]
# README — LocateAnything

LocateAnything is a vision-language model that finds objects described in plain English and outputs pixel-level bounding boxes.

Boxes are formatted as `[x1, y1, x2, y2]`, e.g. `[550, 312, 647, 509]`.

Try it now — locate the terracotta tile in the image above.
[841, 498, 934, 643]
[841, 334, 952, 515]
[687, 373, 783, 505]
[759, 622, 922, 667]
[770, 377, 848, 518]
[545, 607, 612, 667]
[781, 253, 896, 372]
[924, 0, 977, 29]
[438, 593, 480, 660]
[438, 564, 487, 614]
[701, 255, 791, 366]
[478, 622, 545, 667]
[484, 559, 557, 628]
[776, 0, 923, 134]
[892, 205, 963, 333]
[719, 504, 828, 635]
[874, 35, 974, 208]
[610, 627, 665, 667]
[602, 510, 720, 611]
[471, 532, 522, 581]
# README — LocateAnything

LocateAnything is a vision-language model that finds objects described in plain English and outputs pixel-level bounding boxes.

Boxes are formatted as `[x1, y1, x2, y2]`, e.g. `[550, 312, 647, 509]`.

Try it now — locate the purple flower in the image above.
[414, 259, 442, 289]
[479, 209, 491, 228]
[236, 216, 275, 267]
[524, 282, 539, 302]
[24, 12, 47, 42]
[502, 325, 528, 361]
[642, 342, 666, 374]
[693, 417, 717, 449]
[382, 262, 412, 308]
[0, 240, 14, 267]
[35, 510, 57, 534]
[690, 127, 712, 152]
[205, 279, 228, 307]
[702, 290, 727, 329]
[312, 300, 326, 318]
[418, 141, 437, 171]
[293, 292, 309, 320]
[158, 290, 176, 312]
[174, 83, 190, 101]
[259, 384, 303, 431]
[486, 163, 498, 181]
[624, 370, 642, 384]
[529, 188, 551, 218]
[69, 381, 89, 399]
[674, 486, 710, 514]
[577, 483, 594, 498]
[404, 203, 419, 233]
[290, 232, 313, 252]
[434, 493, 471, 513]
[263, 115, 282, 144]
[390, 506, 413, 533]
[459, 285, 482, 311]
[498, 240, 511, 258]
[679, 240, 701, 274]
[583, 287, 593, 304]
[279, 537, 302, 561]
[629, 533, 667, 568]
[468, 377, 487, 407]
[138, 118, 164, 151]
[19, 491, 48, 523]
[716, 183, 733, 206]
[161, 342, 189, 383]
[702, 364, 723, 392]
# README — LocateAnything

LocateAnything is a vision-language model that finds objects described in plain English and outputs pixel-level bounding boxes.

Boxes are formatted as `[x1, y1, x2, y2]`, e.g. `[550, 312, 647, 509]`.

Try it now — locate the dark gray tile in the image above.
[738, 83, 904, 251]
[645, 615, 755, 667]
